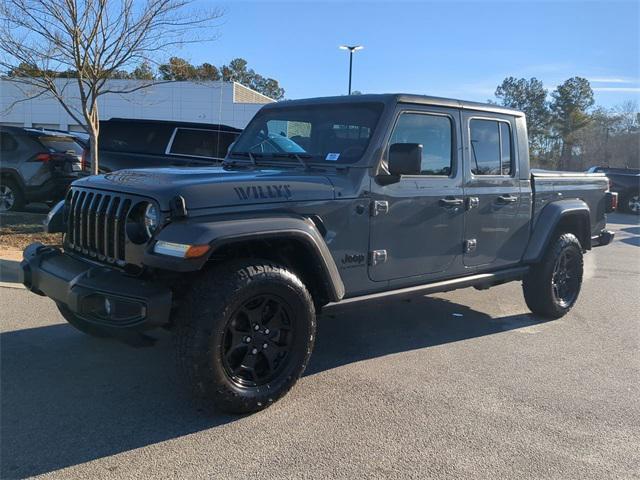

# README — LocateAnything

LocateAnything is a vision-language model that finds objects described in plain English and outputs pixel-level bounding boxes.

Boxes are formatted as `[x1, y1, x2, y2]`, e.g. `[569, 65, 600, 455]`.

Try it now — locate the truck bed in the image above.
[531, 169, 609, 240]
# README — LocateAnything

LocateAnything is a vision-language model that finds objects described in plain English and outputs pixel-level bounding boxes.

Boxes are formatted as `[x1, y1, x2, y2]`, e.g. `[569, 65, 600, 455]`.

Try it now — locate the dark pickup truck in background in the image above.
[588, 166, 639, 214]
[91, 118, 241, 173]
[22, 94, 617, 413]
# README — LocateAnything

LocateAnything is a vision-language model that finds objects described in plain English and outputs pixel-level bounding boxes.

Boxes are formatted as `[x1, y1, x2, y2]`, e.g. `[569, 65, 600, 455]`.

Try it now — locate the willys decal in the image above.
[234, 184, 292, 201]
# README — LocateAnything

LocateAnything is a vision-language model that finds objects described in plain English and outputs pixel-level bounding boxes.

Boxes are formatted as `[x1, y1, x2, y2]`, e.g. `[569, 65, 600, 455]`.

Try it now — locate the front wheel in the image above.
[523, 233, 584, 319]
[174, 260, 316, 414]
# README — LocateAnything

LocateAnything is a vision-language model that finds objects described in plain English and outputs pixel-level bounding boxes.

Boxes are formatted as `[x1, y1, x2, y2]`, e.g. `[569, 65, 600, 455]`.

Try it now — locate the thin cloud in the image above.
[588, 77, 637, 84]
[592, 87, 640, 92]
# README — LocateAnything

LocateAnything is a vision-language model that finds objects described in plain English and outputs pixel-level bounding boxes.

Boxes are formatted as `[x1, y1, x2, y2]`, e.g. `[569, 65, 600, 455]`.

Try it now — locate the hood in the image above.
[73, 166, 336, 210]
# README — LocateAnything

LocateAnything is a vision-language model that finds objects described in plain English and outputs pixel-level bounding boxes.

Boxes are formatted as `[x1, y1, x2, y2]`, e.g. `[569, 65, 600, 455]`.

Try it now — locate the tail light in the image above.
[34, 153, 53, 162]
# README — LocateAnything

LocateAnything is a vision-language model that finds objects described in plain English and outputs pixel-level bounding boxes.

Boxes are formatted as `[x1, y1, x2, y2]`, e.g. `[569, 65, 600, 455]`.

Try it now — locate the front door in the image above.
[462, 113, 529, 268]
[369, 107, 464, 282]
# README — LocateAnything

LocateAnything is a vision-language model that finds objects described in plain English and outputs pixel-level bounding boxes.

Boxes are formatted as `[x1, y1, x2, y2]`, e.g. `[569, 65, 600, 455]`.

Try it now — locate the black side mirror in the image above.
[388, 143, 422, 176]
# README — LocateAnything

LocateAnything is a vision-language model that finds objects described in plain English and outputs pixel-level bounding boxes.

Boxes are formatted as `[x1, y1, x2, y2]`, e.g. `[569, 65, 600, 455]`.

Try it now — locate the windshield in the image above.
[229, 102, 384, 164]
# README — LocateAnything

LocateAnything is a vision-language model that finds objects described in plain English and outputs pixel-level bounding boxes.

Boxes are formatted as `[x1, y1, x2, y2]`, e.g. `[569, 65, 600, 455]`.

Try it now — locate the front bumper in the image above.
[21, 243, 172, 330]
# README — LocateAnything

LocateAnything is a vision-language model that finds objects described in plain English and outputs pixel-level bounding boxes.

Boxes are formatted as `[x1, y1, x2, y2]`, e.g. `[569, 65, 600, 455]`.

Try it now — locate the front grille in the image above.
[65, 188, 133, 265]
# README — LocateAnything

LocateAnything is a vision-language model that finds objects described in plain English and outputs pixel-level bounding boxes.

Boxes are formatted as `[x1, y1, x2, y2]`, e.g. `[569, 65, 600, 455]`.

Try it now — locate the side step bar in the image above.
[327, 266, 529, 308]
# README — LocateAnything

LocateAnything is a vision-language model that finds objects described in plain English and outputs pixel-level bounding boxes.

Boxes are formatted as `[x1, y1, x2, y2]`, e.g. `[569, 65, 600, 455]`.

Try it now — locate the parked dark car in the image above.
[0, 126, 86, 211]
[588, 166, 639, 214]
[23, 94, 616, 413]
[93, 118, 242, 172]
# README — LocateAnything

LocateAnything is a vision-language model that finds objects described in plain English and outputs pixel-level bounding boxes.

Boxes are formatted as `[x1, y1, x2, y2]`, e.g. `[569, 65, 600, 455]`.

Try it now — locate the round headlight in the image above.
[143, 203, 159, 237]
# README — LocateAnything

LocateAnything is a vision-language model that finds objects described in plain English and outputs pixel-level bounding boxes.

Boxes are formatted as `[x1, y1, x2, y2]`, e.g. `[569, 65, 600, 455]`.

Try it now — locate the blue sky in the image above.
[186, 0, 639, 106]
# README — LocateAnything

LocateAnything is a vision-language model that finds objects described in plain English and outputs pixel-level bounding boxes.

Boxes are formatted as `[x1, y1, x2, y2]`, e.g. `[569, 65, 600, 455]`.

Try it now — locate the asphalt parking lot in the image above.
[1, 213, 638, 479]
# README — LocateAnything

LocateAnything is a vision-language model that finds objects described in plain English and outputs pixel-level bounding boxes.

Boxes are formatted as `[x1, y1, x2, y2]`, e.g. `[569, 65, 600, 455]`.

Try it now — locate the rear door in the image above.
[462, 113, 529, 268]
[368, 105, 465, 281]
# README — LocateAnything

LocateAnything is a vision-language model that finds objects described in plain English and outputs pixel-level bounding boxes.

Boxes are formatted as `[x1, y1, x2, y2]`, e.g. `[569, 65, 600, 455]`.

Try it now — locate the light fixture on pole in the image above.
[339, 45, 363, 95]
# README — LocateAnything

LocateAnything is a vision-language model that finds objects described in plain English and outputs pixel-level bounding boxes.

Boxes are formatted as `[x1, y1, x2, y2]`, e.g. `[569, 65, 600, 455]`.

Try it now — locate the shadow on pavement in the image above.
[0, 294, 545, 478]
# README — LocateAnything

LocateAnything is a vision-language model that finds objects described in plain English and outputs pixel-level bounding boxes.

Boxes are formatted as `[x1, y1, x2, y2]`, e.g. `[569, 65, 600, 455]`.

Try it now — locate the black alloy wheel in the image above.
[222, 294, 295, 387]
[550, 249, 581, 308]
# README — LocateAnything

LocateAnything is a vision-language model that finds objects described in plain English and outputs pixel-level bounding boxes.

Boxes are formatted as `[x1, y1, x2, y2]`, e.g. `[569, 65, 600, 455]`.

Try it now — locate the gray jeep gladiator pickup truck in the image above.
[21, 94, 616, 413]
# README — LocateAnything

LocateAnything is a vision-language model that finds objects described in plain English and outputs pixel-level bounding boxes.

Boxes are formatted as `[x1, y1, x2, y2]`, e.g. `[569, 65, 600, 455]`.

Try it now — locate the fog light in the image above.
[104, 298, 112, 316]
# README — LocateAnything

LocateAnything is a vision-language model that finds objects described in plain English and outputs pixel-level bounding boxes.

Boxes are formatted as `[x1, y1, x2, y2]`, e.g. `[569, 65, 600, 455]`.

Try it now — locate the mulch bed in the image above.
[0, 211, 63, 251]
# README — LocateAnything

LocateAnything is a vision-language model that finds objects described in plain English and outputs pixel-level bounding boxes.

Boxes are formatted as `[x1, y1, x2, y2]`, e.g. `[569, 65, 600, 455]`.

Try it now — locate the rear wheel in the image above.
[0, 179, 25, 212]
[523, 233, 583, 319]
[56, 303, 109, 338]
[174, 260, 316, 414]
[622, 192, 640, 214]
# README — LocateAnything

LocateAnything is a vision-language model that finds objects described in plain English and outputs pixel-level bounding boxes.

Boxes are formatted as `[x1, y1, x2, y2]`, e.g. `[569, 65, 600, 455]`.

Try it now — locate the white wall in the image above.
[0, 79, 272, 131]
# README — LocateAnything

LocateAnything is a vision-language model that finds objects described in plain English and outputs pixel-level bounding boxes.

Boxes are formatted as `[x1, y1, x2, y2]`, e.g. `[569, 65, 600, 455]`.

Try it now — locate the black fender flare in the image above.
[145, 214, 345, 302]
[523, 199, 591, 263]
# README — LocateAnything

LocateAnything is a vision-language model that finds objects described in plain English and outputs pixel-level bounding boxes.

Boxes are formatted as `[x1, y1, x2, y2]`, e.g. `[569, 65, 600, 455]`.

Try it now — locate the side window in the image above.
[170, 129, 238, 158]
[390, 113, 452, 175]
[469, 119, 512, 175]
[0, 132, 18, 153]
[100, 123, 174, 155]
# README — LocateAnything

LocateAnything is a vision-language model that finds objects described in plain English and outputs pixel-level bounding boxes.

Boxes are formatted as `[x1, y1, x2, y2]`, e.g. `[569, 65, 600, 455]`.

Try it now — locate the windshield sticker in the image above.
[325, 153, 340, 161]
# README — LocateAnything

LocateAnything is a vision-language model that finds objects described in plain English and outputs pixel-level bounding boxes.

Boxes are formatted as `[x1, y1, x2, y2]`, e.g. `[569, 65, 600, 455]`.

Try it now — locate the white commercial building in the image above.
[0, 79, 274, 131]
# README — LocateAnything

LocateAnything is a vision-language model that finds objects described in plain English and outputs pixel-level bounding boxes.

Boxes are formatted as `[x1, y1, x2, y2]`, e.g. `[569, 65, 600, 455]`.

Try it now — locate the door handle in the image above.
[496, 194, 518, 204]
[439, 197, 464, 208]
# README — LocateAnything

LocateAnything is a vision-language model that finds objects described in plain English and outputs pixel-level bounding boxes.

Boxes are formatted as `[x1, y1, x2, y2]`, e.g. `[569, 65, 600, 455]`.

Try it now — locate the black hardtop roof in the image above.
[263, 93, 524, 117]
[102, 118, 242, 132]
[0, 125, 82, 138]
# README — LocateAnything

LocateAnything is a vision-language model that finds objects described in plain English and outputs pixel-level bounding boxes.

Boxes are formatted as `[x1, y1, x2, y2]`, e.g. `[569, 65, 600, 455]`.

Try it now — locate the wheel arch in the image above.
[146, 215, 345, 305]
[523, 199, 591, 264]
[0, 168, 25, 190]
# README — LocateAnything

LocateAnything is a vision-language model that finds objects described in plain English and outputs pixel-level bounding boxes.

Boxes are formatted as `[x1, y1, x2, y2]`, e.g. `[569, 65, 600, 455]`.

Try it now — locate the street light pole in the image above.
[339, 45, 363, 95]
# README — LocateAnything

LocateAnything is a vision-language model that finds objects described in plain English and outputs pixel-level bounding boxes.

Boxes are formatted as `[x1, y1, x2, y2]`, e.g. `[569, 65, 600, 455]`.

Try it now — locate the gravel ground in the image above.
[0, 213, 638, 480]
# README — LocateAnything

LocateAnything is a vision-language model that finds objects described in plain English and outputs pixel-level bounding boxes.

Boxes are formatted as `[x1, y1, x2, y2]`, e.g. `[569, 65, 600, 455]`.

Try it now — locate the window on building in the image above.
[470, 119, 512, 175]
[389, 113, 453, 175]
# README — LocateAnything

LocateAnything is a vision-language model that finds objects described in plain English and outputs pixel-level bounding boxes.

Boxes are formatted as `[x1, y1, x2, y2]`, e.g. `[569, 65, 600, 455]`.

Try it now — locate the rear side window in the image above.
[389, 113, 453, 175]
[100, 122, 174, 155]
[470, 119, 512, 175]
[39, 136, 83, 155]
[0, 132, 18, 152]
[169, 128, 239, 159]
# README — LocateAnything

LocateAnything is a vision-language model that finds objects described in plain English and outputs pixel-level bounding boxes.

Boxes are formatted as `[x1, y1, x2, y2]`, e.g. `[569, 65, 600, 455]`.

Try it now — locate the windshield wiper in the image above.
[271, 152, 313, 170]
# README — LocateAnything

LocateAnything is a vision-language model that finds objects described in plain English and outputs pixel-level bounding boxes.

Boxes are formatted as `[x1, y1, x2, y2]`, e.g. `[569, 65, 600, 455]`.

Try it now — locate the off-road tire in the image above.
[174, 260, 316, 414]
[0, 179, 25, 212]
[56, 302, 109, 337]
[523, 233, 584, 319]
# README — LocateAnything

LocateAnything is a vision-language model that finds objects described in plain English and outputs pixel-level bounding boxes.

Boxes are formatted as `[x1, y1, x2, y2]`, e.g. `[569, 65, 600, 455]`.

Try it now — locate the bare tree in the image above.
[0, 0, 223, 174]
